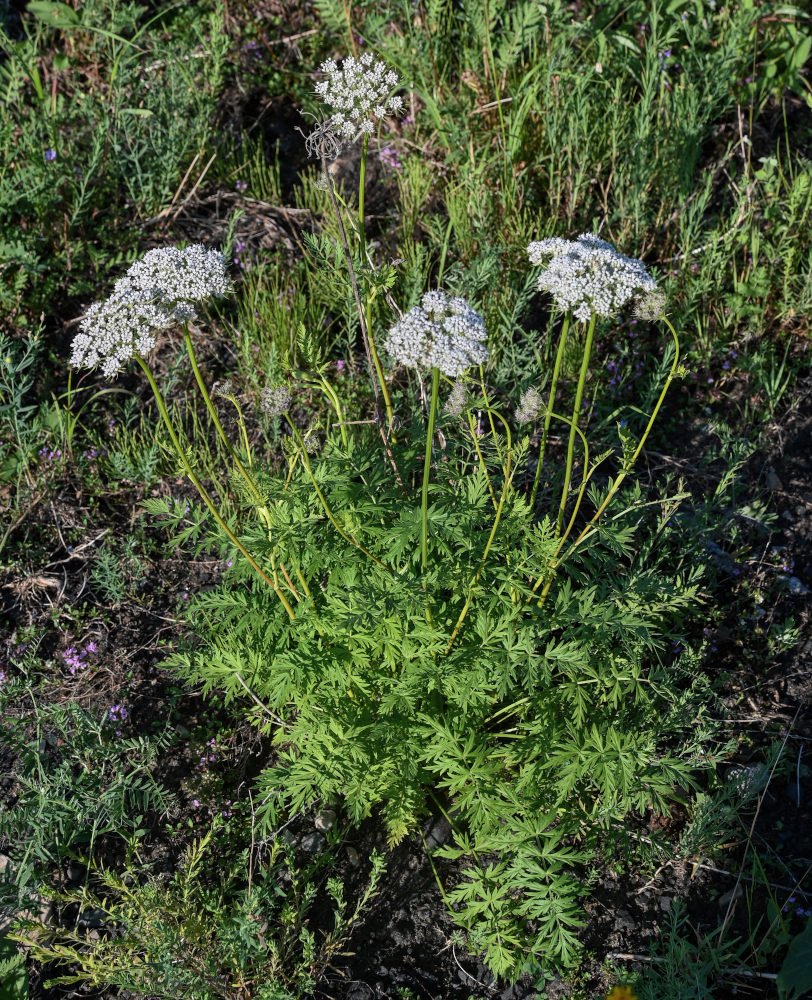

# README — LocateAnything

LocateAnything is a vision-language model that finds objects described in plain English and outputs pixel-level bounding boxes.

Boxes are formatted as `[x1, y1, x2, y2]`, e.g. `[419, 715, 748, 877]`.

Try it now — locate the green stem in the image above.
[466, 410, 497, 510]
[183, 326, 263, 506]
[478, 366, 504, 469]
[321, 150, 395, 435]
[421, 367, 441, 572]
[537, 316, 681, 603]
[184, 326, 303, 598]
[358, 131, 368, 260]
[446, 407, 513, 653]
[555, 313, 596, 536]
[136, 355, 295, 620]
[284, 414, 390, 572]
[318, 375, 349, 451]
[530, 311, 570, 509]
[367, 296, 395, 433]
[358, 133, 395, 433]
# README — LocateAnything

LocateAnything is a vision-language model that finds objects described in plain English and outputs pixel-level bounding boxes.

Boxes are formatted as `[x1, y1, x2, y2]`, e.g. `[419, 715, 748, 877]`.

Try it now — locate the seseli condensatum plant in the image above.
[74, 52, 708, 982]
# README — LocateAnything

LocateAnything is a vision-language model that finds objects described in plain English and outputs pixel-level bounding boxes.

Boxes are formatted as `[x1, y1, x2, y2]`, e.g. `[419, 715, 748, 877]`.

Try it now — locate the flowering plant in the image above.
[72, 52, 706, 980]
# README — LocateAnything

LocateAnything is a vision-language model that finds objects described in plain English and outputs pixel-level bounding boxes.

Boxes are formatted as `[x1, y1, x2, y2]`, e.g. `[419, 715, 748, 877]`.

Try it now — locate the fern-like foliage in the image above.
[160, 401, 712, 979]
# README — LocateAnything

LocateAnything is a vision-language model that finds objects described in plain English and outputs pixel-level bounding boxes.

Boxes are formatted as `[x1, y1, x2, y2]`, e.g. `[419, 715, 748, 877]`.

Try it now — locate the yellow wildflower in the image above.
[607, 987, 638, 1000]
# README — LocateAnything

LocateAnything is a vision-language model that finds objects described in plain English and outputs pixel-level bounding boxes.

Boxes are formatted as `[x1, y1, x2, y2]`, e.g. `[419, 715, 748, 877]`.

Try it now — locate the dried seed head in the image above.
[527, 234, 657, 322]
[516, 386, 545, 423]
[633, 289, 667, 321]
[301, 116, 346, 163]
[261, 385, 292, 417]
[383, 290, 488, 377]
[444, 380, 467, 417]
[212, 379, 233, 398]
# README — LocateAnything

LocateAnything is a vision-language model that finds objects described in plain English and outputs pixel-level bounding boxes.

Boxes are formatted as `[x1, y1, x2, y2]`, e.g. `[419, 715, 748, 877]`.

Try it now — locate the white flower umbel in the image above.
[70, 245, 231, 376]
[383, 290, 488, 377]
[314, 52, 403, 140]
[527, 233, 657, 323]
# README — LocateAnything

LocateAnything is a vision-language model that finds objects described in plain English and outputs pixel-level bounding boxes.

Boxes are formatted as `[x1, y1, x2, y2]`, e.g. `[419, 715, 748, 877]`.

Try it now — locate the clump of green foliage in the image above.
[14, 823, 387, 1000]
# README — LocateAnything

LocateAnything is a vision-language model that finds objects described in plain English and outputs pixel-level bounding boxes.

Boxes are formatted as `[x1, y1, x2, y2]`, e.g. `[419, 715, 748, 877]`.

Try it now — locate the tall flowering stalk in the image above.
[523, 233, 676, 600]
[70, 245, 296, 619]
[383, 289, 488, 570]
[312, 52, 404, 433]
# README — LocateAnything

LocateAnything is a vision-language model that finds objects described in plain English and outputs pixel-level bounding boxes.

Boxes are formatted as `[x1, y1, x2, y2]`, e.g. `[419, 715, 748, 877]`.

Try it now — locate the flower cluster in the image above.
[63, 641, 98, 675]
[384, 290, 488, 377]
[527, 234, 659, 323]
[315, 52, 403, 139]
[70, 245, 232, 376]
[379, 145, 403, 171]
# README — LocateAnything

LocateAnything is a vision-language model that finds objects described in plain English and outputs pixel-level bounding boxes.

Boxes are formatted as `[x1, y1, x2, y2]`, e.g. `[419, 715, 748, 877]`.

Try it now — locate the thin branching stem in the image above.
[535, 316, 681, 603]
[556, 313, 596, 536]
[530, 311, 570, 509]
[135, 355, 295, 620]
[446, 408, 513, 653]
[284, 414, 391, 572]
[421, 366, 440, 571]
[183, 324, 303, 599]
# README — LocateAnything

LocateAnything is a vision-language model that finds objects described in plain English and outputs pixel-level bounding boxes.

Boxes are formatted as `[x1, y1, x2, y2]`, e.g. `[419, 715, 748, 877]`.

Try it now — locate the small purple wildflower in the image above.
[236, 180, 248, 191]
[336, 359, 345, 372]
[379, 145, 402, 171]
[44, 148, 56, 162]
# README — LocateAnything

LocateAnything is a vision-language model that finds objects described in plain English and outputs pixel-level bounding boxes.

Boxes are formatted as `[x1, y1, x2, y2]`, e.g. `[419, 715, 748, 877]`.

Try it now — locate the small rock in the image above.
[787, 576, 809, 596]
[718, 885, 743, 909]
[475, 963, 496, 988]
[300, 832, 325, 853]
[726, 762, 768, 797]
[174, 724, 190, 737]
[67, 865, 83, 882]
[423, 815, 452, 849]
[345, 845, 360, 866]
[614, 908, 635, 932]
[88, 929, 101, 943]
[314, 809, 336, 832]
[659, 896, 672, 912]
[765, 468, 783, 491]
[78, 907, 107, 928]
[279, 829, 297, 848]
